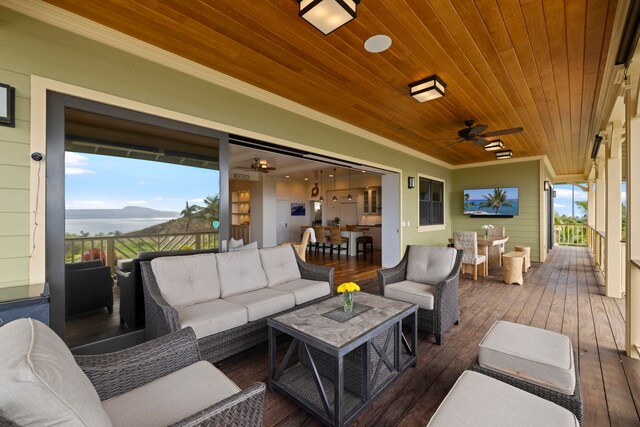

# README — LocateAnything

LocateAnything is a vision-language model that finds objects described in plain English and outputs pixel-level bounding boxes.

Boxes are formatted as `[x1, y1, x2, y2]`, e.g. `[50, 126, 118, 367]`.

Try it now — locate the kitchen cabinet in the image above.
[362, 187, 381, 215]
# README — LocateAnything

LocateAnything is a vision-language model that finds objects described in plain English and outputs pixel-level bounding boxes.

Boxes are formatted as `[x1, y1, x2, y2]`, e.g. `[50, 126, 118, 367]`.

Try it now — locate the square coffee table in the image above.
[268, 292, 418, 427]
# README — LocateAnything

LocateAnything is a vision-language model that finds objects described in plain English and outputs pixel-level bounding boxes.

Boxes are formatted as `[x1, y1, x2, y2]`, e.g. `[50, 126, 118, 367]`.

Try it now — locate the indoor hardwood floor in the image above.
[217, 246, 640, 427]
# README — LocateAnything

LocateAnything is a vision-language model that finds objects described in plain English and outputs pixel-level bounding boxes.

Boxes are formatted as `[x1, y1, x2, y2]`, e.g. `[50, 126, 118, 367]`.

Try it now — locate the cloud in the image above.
[65, 152, 95, 175]
[125, 200, 147, 205]
[554, 188, 587, 201]
[65, 167, 95, 175]
[66, 200, 106, 209]
[622, 191, 627, 204]
[189, 198, 206, 205]
[137, 181, 147, 185]
[554, 203, 566, 208]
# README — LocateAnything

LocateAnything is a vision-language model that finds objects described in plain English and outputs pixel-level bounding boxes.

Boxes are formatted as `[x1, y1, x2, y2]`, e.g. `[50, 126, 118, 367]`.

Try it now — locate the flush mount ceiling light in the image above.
[298, 0, 360, 35]
[495, 149, 513, 160]
[409, 75, 446, 102]
[483, 139, 505, 151]
[365, 35, 392, 53]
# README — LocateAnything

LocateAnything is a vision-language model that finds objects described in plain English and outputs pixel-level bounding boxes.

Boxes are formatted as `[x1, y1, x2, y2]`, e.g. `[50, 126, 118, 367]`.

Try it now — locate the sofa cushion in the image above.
[406, 246, 457, 284]
[427, 371, 578, 427]
[230, 241, 258, 252]
[224, 288, 295, 321]
[479, 321, 576, 395]
[259, 245, 301, 287]
[273, 279, 331, 305]
[217, 249, 268, 297]
[0, 319, 112, 427]
[384, 280, 435, 310]
[151, 253, 220, 307]
[102, 361, 240, 427]
[177, 299, 248, 339]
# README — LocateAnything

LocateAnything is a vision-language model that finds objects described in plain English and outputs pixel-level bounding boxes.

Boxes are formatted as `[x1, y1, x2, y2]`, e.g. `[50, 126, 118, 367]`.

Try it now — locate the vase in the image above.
[342, 291, 354, 313]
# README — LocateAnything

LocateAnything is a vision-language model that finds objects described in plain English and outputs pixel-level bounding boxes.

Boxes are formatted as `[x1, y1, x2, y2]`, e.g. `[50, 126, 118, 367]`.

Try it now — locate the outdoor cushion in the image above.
[177, 299, 247, 339]
[479, 321, 576, 395]
[427, 371, 579, 427]
[102, 361, 240, 427]
[224, 288, 295, 321]
[0, 319, 112, 427]
[406, 246, 457, 284]
[216, 249, 268, 297]
[272, 278, 331, 305]
[151, 253, 220, 307]
[259, 245, 301, 287]
[383, 280, 435, 310]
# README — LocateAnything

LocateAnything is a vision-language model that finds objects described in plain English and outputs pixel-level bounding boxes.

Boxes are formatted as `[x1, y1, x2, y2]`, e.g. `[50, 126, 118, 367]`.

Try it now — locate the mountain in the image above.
[66, 206, 179, 219]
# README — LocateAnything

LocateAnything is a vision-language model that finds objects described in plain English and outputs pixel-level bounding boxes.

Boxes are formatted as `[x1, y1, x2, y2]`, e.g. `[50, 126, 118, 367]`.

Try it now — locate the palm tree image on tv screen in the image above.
[463, 187, 519, 216]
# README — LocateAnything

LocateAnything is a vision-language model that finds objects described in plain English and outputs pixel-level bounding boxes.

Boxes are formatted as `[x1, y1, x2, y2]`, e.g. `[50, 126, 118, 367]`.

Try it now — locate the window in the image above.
[419, 176, 444, 229]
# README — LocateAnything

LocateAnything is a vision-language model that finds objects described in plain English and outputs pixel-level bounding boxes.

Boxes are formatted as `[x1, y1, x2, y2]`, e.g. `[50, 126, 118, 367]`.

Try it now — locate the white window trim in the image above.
[417, 173, 446, 232]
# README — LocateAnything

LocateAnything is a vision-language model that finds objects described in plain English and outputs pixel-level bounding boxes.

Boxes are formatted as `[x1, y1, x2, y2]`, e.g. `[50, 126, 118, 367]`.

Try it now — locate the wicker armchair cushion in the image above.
[383, 280, 435, 310]
[102, 360, 240, 427]
[479, 321, 575, 395]
[272, 278, 331, 305]
[0, 319, 112, 427]
[224, 288, 295, 321]
[259, 245, 302, 286]
[216, 249, 268, 297]
[406, 246, 457, 285]
[177, 299, 248, 339]
[151, 253, 220, 308]
[427, 371, 579, 427]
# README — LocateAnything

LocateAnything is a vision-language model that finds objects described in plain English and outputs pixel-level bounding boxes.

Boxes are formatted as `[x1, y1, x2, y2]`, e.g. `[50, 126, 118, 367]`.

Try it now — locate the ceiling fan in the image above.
[237, 158, 276, 173]
[431, 120, 524, 151]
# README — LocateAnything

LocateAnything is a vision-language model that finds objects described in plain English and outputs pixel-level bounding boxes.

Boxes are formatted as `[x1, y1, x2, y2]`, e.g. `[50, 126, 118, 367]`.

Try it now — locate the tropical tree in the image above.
[575, 200, 588, 219]
[463, 192, 476, 211]
[180, 201, 200, 231]
[200, 195, 220, 221]
[478, 188, 512, 215]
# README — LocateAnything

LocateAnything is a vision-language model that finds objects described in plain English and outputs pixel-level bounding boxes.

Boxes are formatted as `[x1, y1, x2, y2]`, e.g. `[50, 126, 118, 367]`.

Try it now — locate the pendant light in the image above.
[332, 168, 338, 202]
[347, 169, 352, 200]
[319, 169, 324, 202]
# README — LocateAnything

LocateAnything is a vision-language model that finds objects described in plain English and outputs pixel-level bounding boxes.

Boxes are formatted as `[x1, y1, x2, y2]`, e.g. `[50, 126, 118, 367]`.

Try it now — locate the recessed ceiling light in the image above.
[361, 170, 366, 173]
[285, 175, 290, 178]
[329, 174, 333, 177]
[304, 177, 309, 181]
[365, 35, 392, 53]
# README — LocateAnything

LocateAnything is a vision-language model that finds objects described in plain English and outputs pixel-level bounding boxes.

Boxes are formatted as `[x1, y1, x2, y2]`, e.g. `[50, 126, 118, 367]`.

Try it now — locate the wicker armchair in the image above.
[378, 245, 463, 345]
[141, 249, 334, 363]
[65, 260, 114, 317]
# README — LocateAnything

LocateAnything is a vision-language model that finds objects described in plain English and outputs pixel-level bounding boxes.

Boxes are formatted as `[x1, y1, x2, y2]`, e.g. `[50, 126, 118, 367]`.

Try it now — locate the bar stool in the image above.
[312, 226, 327, 256]
[328, 228, 349, 258]
[356, 236, 373, 262]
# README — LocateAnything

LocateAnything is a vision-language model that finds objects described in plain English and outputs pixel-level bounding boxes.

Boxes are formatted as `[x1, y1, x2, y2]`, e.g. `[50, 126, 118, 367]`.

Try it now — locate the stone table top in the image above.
[270, 292, 415, 349]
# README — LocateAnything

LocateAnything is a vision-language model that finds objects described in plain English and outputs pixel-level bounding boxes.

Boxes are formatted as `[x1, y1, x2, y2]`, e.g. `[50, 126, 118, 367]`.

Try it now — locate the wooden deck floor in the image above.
[217, 246, 640, 427]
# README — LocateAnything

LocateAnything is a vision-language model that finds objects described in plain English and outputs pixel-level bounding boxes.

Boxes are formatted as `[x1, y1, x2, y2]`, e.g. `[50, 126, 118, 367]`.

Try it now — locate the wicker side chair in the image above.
[65, 260, 114, 317]
[378, 245, 463, 345]
[453, 231, 486, 281]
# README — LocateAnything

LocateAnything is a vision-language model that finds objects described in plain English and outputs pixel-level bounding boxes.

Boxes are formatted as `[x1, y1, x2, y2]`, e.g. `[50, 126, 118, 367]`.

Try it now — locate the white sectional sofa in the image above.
[141, 245, 334, 362]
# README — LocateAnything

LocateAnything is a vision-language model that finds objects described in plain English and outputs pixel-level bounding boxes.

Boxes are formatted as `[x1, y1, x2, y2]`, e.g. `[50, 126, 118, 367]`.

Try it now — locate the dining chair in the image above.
[328, 227, 349, 258]
[312, 226, 328, 255]
[453, 231, 486, 281]
[488, 226, 506, 266]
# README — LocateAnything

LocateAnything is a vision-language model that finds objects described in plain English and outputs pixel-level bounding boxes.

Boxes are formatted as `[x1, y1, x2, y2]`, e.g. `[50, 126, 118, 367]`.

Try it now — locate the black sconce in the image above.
[0, 83, 15, 128]
[544, 180, 550, 191]
[408, 176, 416, 189]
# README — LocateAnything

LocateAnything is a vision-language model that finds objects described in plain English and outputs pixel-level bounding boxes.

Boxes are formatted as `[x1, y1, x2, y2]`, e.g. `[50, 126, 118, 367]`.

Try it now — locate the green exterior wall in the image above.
[452, 160, 541, 261]
[0, 8, 452, 287]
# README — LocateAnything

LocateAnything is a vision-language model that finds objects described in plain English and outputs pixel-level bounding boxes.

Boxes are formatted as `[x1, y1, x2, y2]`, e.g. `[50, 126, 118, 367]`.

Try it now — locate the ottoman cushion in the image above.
[427, 371, 579, 427]
[479, 321, 575, 395]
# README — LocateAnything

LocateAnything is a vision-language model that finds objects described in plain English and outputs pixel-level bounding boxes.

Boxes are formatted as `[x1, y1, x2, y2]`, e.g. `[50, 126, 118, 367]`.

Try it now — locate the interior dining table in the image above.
[449, 235, 509, 266]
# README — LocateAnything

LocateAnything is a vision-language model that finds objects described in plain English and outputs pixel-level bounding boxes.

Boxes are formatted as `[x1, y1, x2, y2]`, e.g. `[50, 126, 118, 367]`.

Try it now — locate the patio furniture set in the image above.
[0, 244, 581, 426]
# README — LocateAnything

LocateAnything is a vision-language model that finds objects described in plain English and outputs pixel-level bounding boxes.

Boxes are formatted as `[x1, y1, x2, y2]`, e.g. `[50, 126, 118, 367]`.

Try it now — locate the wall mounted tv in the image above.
[463, 187, 519, 217]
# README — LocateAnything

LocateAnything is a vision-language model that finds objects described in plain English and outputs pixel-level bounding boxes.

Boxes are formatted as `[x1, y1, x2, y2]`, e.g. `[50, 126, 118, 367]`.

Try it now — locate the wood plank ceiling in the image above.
[43, 0, 619, 175]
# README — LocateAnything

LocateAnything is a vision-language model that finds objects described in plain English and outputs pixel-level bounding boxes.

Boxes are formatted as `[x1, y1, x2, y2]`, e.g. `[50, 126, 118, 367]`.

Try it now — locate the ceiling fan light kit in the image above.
[409, 75, 446, 102]
[495, 149, 513, 160]
[483, 140, 504, 151]
[298, 0, 360, 35]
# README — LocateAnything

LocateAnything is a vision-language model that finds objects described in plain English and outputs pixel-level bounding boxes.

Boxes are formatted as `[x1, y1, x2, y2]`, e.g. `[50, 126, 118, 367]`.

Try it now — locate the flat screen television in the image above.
[463, 187, 519, 216]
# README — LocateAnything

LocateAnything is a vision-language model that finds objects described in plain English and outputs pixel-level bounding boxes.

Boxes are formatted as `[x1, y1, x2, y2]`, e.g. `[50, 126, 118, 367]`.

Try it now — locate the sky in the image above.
[553, 182, 627, 217]
[65, 152, 220, 212]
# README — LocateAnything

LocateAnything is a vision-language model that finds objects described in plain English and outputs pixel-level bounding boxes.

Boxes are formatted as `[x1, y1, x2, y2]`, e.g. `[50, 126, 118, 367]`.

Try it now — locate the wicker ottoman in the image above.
[514, 245, 531, 272]
[427, 371, 579, 427]
[471, 321, 582, 423]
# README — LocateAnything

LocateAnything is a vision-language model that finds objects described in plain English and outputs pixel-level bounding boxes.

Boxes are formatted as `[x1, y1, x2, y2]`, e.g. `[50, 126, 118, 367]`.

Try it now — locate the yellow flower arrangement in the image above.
[336, 282, 360, 293]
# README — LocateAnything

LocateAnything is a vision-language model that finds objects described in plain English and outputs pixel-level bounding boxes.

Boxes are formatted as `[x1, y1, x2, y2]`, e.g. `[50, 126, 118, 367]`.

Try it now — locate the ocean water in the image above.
[464, 199, 519, 216]
[65, 218, 174, 235]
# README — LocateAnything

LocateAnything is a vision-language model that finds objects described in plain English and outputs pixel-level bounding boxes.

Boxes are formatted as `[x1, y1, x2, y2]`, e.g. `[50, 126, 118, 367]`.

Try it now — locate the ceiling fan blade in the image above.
[481, 127, 524, 137]
[437, 139, 465, 151]
[424, 137, 461, 141]
[473, 138, 491, 146]
[468, 124, 488, 136]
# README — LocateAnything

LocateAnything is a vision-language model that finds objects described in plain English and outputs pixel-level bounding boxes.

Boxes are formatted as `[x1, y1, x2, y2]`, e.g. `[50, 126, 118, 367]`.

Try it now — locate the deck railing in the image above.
[65, 231, 219, 269]
[553, 224, 588, 247]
